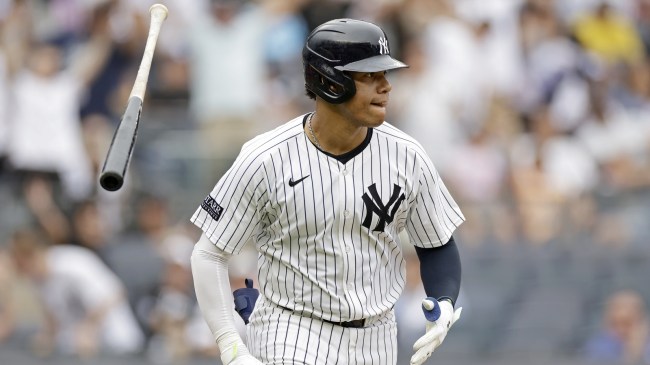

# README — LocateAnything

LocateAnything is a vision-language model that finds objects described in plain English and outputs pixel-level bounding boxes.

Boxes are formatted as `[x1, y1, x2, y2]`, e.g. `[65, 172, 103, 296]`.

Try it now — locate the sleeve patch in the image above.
[201, 196, 224, 221]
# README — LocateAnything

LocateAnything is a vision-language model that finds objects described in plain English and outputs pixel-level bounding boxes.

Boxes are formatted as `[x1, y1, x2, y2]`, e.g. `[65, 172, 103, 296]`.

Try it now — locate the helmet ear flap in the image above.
[304, 61, 356, 104]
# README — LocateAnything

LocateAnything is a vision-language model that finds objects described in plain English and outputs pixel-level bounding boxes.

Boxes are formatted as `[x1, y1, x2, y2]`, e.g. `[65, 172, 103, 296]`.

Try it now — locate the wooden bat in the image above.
[99, 4, 168, 191]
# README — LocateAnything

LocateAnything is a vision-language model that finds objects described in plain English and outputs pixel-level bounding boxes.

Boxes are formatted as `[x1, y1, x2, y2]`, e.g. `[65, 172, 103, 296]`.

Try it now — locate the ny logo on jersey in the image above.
[378, 37, 389, 55]
[361, 183, 406, 232]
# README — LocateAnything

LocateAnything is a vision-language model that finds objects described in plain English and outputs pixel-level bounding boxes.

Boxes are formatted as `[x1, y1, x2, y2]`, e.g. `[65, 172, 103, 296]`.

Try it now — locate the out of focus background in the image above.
[1, 0, 650, 364]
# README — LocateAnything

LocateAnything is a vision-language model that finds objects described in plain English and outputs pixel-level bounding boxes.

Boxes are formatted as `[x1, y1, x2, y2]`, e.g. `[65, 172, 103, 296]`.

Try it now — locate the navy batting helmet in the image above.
[302, 19, 408, 104]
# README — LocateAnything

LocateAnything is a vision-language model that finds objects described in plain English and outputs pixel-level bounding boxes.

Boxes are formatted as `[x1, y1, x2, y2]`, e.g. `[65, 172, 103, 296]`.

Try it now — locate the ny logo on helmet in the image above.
[379, 37, 389, 55]
[361, 183, 405, 232]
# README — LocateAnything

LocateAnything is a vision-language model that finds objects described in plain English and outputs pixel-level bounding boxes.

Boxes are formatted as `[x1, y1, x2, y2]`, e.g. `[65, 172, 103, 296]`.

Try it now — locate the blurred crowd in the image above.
[2, 0, 650, 364]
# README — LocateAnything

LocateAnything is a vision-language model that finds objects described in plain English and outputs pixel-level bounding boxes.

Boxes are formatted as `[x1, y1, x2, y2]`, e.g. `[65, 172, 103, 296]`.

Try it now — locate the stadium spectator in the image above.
[69, 199, 115, 262]
[576, 79, 650, 191]
[5, 13, 113, 202]
[510, 106, 598, 245]
[585, 290, 650, 364]
[102, 194, 168, 340]
[8, 229, 144, 358]
[573, 2, 645, 66]
[185, 0, 268, 186]
[261, 0, 309, 112]
[444, 122, 513, 247]
[146, 226, 218, 363]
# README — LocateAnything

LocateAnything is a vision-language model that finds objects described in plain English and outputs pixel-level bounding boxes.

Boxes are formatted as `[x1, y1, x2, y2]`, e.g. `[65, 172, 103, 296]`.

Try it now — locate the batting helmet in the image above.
[302, 19, 408, 104]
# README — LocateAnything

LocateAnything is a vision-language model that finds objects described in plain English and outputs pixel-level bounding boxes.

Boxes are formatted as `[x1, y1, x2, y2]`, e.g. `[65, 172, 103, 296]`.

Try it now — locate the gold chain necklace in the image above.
[307, 113, 323, 150]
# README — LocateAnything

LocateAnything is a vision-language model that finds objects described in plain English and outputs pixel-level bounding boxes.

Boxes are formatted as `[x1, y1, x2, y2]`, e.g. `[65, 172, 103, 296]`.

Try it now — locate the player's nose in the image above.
[377, 74, 392, 94]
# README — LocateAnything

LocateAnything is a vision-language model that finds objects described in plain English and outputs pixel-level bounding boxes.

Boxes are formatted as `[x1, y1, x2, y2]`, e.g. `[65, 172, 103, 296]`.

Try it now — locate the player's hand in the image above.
[410, 298, 462, 365]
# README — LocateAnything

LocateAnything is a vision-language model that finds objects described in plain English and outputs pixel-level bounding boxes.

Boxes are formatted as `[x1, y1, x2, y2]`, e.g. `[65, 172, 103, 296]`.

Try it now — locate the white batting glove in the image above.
[219, 340, 264, 365]
[410, 298, 462, 365]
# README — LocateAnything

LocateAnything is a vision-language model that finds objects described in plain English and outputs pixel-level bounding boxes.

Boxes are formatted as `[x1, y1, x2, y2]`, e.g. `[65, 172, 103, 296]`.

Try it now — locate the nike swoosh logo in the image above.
[289, 175, 310, 187]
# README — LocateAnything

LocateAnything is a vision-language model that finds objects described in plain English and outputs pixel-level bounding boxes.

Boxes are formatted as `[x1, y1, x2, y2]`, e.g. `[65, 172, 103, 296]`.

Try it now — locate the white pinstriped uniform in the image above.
[191, 113, 464, 364]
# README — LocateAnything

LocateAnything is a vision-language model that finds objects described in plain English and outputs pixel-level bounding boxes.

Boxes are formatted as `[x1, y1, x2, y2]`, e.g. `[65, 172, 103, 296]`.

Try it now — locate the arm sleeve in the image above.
[190, 234, 251, 359]
[406, 155, 465, 248]
[414, 236, 461, 305]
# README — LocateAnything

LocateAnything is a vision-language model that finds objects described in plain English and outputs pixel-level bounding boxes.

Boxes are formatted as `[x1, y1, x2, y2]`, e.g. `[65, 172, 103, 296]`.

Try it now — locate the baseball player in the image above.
[190, 19, 464, 365]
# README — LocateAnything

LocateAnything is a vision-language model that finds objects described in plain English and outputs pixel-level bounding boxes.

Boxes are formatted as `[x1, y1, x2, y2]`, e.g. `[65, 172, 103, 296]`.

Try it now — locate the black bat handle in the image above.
[99, 97, 143, 191]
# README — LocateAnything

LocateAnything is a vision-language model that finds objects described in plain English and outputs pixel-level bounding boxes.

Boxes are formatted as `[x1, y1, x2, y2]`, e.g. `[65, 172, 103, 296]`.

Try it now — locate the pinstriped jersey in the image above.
[191, 113, 464, 322]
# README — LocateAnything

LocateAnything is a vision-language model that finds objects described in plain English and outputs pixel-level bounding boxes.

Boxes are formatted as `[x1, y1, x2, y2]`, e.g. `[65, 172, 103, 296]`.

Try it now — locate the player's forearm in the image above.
[414, 236, 461, 305]
[190, 235, 250, 359]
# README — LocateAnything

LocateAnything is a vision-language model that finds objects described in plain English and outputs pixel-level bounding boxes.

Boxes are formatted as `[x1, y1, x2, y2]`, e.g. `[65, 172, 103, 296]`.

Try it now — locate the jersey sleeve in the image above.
[191, 149, 268, 254]
[406, 155, 465, 248]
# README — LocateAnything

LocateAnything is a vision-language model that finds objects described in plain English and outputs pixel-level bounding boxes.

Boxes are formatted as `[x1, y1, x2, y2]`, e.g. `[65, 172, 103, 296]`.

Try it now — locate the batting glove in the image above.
[233, 278, 259, 324]
[410, 297, 462, 365]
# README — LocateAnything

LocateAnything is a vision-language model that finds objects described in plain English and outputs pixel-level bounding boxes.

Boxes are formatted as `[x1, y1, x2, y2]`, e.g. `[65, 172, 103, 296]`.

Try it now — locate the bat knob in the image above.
[100, 172, 124, 191]
[149, 4, 169, 20]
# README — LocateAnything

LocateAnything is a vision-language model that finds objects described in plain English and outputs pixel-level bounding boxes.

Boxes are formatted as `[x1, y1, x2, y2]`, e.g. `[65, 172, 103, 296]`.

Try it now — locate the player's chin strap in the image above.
[191, 235, 254, 364]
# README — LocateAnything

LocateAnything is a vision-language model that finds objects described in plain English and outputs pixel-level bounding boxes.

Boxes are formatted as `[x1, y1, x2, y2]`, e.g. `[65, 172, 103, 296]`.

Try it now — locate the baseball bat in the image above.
[99, 4, 168, 191]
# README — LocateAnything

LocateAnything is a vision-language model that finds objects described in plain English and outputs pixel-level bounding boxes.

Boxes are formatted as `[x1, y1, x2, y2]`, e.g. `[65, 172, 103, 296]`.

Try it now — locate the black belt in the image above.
[278, 305, 367, 328]
[323, 318, 366, 328]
